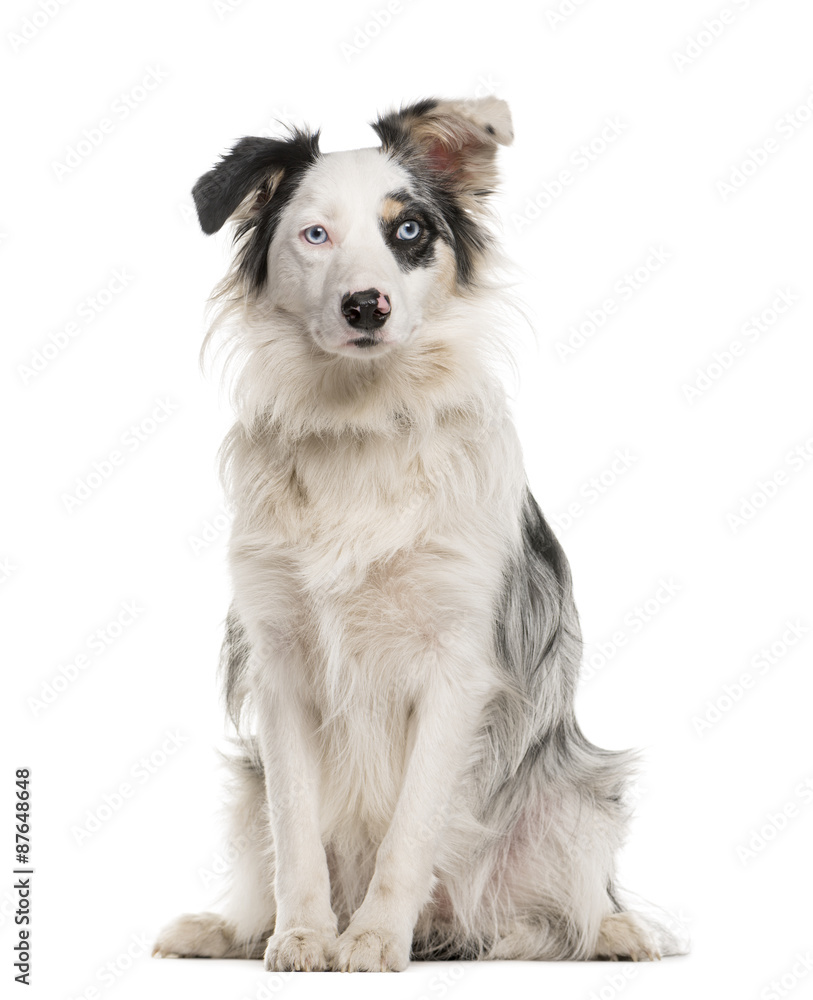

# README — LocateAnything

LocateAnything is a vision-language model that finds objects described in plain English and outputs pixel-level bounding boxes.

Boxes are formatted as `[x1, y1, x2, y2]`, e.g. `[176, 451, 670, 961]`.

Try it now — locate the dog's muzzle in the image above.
[341, 288, 391, 341]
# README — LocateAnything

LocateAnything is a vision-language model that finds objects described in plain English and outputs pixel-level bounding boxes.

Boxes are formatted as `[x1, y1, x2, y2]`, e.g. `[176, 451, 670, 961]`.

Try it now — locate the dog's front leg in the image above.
[255, 670, 338, 971]
[334, 673, 492, 972]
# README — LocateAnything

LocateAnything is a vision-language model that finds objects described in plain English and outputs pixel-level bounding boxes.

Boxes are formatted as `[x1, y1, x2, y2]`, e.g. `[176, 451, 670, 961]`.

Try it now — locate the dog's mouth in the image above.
[347, 336, 381, 349]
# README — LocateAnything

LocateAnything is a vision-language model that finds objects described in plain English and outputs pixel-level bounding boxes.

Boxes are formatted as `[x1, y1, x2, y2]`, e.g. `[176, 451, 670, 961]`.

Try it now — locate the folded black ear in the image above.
[371, 97, 513, 198]
[192, 130, 321, 235]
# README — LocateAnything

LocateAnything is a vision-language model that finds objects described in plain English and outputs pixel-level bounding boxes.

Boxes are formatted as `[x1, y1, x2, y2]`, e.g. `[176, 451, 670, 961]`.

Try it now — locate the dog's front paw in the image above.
[333, 926, 410, 972]
[263, 927, 335, 971]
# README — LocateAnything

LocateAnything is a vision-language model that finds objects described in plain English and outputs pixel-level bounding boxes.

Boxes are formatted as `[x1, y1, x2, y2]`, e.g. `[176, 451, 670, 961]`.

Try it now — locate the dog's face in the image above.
[265, 146, 453, 355]
[193, 98, 513, 358]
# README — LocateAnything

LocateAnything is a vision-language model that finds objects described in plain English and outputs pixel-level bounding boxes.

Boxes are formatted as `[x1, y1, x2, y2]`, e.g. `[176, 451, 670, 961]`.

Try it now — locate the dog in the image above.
[153, 97, 686, 972]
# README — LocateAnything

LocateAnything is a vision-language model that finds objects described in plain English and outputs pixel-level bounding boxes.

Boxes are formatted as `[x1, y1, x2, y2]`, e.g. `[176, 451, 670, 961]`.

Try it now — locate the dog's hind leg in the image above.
[594, 900, 690, 960]
[152, 912, 266, 959]
[482, 910, 663, 963]
[593, 911, 661, 961]
[153, 750, 276, 960]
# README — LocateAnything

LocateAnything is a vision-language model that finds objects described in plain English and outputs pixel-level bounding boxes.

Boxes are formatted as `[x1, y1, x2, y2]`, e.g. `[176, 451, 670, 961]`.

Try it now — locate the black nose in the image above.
[341, 288, 391, 331]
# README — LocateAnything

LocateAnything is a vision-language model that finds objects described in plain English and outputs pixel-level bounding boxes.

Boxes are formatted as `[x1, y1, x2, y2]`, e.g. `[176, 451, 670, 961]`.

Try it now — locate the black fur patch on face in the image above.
[379, 188, 439, 273]
[381, 152, 490, 286]
[420, 176, 490, 286]
[192, 130, 321, 294]
[372, 102, 492, 287]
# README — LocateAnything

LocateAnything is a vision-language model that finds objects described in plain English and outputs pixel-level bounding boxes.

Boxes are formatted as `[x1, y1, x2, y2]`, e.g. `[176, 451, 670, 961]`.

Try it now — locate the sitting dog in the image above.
[154, 97, 685, 971]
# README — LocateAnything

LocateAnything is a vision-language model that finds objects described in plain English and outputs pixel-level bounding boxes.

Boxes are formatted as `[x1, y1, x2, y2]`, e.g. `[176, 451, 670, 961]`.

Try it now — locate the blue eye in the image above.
[303, 225, 328, 244]
[396, 220, 421, 241]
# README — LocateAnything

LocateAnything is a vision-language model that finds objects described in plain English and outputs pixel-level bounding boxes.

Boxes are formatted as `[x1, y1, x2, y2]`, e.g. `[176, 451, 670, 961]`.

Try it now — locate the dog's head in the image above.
[193, 98, 513, 357]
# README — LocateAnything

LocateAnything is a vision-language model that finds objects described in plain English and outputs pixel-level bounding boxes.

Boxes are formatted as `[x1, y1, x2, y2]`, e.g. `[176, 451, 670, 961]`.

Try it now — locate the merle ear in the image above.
[371, 97, 513, 197]
[192, 130, 321, 235]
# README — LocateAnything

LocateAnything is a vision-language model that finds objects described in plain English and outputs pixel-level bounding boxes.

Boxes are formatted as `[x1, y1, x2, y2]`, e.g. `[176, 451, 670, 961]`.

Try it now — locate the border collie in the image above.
[153, 97, 686, 971]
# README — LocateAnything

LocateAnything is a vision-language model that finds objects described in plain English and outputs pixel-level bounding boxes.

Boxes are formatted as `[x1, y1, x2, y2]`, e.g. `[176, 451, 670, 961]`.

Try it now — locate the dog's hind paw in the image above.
[153, 912, 241, 959]
[595, 912, 661, 962]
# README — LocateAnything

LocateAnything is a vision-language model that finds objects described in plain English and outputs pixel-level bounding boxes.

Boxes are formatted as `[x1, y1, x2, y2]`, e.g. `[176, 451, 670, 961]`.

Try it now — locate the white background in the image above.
[3, 1, 812, 998]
